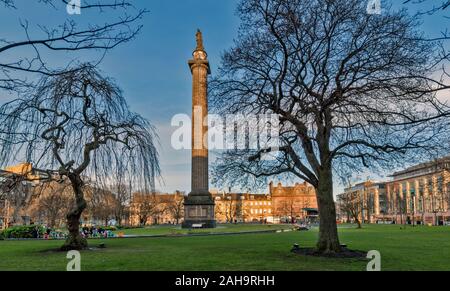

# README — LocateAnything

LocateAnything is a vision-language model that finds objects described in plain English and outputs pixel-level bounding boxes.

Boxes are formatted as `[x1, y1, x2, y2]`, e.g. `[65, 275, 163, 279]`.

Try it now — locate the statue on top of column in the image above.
[196, 29, 204, 51]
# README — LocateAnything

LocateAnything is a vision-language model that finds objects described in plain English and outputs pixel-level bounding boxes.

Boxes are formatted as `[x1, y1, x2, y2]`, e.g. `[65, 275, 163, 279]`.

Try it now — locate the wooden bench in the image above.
[191, 224, 204, 229]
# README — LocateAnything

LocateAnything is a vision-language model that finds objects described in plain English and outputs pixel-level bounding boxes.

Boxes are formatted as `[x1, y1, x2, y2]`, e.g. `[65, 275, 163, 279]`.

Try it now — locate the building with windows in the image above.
[337, 181, 386, 224]
[129, 182, 317, 225]
[129, 191, 185, 226]
[337, 156, 450, 226]
[0, 163, 43, 228]
[385, 156, 450, 225]
[213, 192, 272, 223]
[270, 182, 318, 223]
[212, 183, 318, 224]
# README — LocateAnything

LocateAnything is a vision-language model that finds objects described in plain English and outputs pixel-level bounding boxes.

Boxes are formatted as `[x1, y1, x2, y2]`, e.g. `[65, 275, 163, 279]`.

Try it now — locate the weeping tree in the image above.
[0, 64, 159, 250]
[210, 0, 450, 254]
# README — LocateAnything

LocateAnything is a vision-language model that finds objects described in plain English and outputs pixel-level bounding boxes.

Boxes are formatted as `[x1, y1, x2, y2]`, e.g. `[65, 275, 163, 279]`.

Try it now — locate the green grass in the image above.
[114, 223, 292, 236]
[1, 224, 449, 271]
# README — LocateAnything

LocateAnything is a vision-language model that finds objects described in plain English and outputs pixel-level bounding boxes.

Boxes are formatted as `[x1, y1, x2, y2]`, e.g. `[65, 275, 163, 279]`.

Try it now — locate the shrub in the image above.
[1, 225, 46, 239]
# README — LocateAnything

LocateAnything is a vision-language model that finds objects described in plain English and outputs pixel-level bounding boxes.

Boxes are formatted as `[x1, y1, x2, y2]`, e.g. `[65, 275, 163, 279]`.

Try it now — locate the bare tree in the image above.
[111, 183, 131, 226]
[166, 192, 184, 225]
[276, 199, 295, 223]
[337, 193, 362, 229]
[32, 182, 73, 228]
[0, 0, 145, 92]
[210, 0, 450, 253]
[0, 171, 34, 226]
[87, 186, 116, 226]
[134, 193, 159, 226]
[225, 197, 237, 223]
[0, 65, 159, 250]
[403, 0, 449, 15]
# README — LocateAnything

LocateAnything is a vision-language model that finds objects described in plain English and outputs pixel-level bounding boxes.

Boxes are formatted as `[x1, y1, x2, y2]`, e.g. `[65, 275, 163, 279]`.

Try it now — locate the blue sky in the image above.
[0, 0, 448, 195]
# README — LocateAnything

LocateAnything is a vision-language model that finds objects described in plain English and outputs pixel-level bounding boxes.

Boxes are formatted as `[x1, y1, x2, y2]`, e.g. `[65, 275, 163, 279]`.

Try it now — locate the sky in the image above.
[0, 0, 448, 195]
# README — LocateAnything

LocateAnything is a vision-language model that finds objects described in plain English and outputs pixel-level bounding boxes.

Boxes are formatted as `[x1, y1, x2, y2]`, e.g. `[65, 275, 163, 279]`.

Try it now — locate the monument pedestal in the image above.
[182, 193, 216, 229]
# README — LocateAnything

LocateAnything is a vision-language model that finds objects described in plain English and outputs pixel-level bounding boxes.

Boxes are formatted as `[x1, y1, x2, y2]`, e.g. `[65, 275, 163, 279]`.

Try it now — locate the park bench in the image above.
[191, 224, 204, 229]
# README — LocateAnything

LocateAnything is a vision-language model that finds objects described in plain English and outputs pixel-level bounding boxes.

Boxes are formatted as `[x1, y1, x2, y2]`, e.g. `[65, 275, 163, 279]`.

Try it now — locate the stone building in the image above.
[212, 183, 318, 224]
[129, 191, 185, 226]
[213, 192, 272, 223]
[337, 181, 386, 224]
[0, 163, 45, 228]
[270, 182, 318, 223]
[337, 156, 450, 226]
[129, 182, 318, 225]
[384, 157, 450, 225]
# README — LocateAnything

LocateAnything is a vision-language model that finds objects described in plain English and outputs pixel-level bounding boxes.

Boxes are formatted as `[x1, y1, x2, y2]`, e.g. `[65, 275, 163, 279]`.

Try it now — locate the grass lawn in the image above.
[113, 223, 293, 236]
[1, 224, 449, 271]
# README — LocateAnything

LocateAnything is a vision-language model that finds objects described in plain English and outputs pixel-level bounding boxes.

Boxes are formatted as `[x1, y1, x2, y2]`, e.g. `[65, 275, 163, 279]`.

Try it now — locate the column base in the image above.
[182, 220, 216, 229]
[182, 193, 216, 229]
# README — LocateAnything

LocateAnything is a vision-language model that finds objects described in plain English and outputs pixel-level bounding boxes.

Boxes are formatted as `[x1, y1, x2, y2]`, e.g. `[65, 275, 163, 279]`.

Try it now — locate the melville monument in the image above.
[182, 30, 216, 229]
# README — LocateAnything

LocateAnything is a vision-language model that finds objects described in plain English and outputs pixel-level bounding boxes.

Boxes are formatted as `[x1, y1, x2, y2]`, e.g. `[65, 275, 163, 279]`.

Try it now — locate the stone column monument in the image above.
[182, 30, 216, 229]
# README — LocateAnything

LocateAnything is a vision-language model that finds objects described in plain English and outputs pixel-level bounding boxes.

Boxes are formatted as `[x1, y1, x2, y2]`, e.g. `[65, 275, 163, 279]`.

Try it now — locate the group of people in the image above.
[80, 226, 115, 238]
[32, 226, 66, 239]
[30, 225, 116, 239]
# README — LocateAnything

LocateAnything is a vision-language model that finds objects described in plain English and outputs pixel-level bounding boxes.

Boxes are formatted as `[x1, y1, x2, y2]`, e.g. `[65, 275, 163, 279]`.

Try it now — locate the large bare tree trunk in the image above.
[61, 174, 88, 251]
[316, 167, 341, 253]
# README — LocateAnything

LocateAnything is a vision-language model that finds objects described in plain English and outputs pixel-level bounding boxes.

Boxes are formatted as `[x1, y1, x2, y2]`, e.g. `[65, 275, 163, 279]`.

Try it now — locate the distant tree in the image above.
[135, 193, 159, 226]
[87, 186, 116, 226]
[33, 182, 73, 228]
[338, 193, 363, 228]
[277, 200, 295, 222]
[211, 0, 450, 254]
[0, 65, 160, 250]
[0, 172, 33, 225]
[166, 193, 184, 225]
[112, 183, 131, 226]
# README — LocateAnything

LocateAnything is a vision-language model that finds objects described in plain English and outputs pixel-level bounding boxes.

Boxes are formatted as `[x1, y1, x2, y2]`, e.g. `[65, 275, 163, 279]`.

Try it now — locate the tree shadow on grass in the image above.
[39, 244, 108, 254]
[291, 247, 368, 259]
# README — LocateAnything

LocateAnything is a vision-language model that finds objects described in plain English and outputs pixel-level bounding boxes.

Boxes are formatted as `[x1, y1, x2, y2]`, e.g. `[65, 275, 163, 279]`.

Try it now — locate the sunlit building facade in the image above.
[338, 156, 450, 225]
[337, 181, 386, 224]
[385, 157, 450, 225]
[270, 182, 318, 223]
[213, 192, 272, 223]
